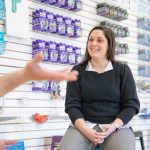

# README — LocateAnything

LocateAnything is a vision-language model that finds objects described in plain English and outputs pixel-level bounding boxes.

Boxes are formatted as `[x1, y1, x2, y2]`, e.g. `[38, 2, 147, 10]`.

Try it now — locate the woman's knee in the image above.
[100, 128, 135, 150]
[57, 126, 91, 150]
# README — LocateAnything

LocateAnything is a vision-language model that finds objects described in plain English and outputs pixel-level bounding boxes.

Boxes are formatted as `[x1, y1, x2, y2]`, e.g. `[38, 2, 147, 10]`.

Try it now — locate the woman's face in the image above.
[87, 29, 108, 60]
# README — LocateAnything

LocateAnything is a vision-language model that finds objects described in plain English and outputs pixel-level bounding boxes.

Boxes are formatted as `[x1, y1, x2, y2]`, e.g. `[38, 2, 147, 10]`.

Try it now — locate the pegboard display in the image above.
[0, 0, 150, 150]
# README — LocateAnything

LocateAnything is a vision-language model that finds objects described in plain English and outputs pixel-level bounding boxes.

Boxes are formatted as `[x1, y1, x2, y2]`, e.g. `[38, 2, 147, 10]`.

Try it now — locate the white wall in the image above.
[0, 0, 150, 149]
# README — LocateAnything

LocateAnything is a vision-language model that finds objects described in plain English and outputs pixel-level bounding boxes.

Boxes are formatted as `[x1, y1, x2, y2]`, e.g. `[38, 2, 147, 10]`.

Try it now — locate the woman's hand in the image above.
[101, 124, 117, 138]
[82, 127, 106, 144]
[74, 119, 106, 144]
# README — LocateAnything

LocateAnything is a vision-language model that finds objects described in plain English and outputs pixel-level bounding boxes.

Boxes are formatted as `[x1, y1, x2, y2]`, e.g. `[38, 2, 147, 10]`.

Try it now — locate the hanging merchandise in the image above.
[35, 0, 83, 12]
[6, 141, 24, 150]
[138, 33, 150, 46]
[32, 9, 82, 38]
[137, 17, 150, 31]
[138, 49, 150, 61]
[115, 43, 129, 55]
[32, 113, 48, 124]
[97, 3, 128, 21]
[138, 65, 150, 77]
[32, 39, 82, 65]
[136, 80, 150, 93]
[0, 32, 6, 55]
[0, 0, 5, 20]
[100, 21, 130, 37]
[11, 0, 21, 13]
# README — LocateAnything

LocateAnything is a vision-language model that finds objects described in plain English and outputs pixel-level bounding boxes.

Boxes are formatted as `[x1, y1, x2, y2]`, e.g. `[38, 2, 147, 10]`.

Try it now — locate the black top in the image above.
[65, 62, 140, 125]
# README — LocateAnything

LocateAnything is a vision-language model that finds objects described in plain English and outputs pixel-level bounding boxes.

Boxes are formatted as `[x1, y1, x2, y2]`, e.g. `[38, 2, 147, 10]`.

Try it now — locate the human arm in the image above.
[102, 64, 140, 137]
[0, 140, 17, 150]
[65, 65, 84, 123]
[0, 53, 78, 97]
[116, 64, 140, 124]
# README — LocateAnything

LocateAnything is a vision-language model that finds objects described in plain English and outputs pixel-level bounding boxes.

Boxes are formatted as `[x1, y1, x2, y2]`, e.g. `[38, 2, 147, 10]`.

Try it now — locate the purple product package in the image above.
[50, 81, 61, 99]
[39, 0, 46, 2]
[74, 19, 82, 37]
[32, 81, 42, 91]
[66, 45, 76, 64]
[47, 81, 54, 92]
[45, 41, 50, 61]
[32, 10, 42, 31]
[37, 40, 45, 53]
[50, 81, 59, 92]
[32, 11, 37, 30]
[32, 41, 37, 57]
[48, 81, 52, 92]
[58, 0, 67, 8]
[34, 40, 46, 61]
[33, 9, 40, 31]
[43, 41, 49, 61]
[49, 41, 58, 62]
[32, 40, 38, 58]
[42, 0, 49, 4]
[73, 0, 82, 11]
[37, 9, 48, 31]
[41, 80, 50, 91]
[64, 17, 74, 37]
[56, 15, 65, 35]
[48, 0, 58, 5]
[47, 12, 57, 33]
[51, 136, 63, 150]
[58, 43, 68, 64]
[67, 0, 75, 10]
[32, 80, 49, 91]
[74, 47, 81, 64]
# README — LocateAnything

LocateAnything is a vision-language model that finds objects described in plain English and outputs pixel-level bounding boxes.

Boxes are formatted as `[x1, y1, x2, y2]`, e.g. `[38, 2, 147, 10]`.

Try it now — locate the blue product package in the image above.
[0, 0, 5, 20]
[0, 32, 4, 42]
[6, 141, 24, 150]
[0, 31, 5, 55]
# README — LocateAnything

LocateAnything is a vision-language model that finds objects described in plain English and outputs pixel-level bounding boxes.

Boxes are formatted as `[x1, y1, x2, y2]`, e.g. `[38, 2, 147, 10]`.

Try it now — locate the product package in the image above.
[0, 0, 5, 20]
[6, 141, 24, 150]
[0, 31, 6, 55]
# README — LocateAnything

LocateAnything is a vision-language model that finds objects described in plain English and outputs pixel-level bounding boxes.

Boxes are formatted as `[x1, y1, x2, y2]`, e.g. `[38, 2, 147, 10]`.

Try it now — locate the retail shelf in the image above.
[0, 116, 20, 122]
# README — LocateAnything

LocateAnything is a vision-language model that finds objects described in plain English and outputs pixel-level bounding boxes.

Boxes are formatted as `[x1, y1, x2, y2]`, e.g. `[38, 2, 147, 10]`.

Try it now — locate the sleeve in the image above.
[65, 65, 84, 124]
[117, 64, 140, 125]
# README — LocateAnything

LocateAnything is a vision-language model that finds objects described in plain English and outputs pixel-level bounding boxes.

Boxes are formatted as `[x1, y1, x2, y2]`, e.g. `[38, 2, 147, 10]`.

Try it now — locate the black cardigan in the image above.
[65, 62, 140, 125]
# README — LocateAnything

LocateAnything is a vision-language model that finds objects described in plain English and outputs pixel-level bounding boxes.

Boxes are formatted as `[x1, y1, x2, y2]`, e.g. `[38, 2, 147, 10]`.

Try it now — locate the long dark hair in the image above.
[80, 26, 116, 66]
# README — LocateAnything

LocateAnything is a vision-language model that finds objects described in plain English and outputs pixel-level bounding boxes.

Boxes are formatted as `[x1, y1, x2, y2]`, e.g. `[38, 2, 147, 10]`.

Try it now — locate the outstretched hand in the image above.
[23, 53, 79, 82]
[0, 140, 17, 150]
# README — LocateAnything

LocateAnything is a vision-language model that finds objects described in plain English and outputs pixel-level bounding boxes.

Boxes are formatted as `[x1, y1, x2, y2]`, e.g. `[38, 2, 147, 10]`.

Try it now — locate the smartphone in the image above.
[93, 124, 103, 132]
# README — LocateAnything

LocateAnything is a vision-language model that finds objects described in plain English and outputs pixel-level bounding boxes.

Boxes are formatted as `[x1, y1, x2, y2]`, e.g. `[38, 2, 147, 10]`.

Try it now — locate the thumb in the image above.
[32, 53, 43, 64]
[5, 140, 17, 145]
[60, 67, 72, 72]
[101, 124, 110, 131]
